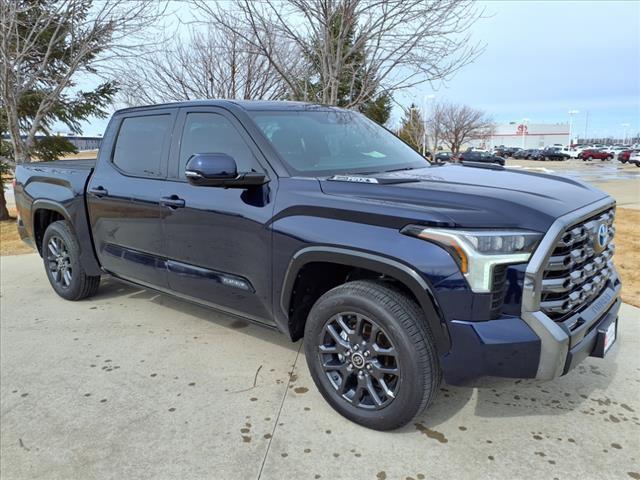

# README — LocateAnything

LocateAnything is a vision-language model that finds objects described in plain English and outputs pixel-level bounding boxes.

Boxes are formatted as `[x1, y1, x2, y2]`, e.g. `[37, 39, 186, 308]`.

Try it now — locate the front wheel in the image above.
[304, 280, 441, 430]
[42, 220, 101, 300]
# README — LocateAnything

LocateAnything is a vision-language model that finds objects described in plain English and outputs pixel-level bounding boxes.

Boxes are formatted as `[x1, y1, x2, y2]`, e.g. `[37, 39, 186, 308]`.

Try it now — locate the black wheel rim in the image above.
[46, 235, 72, 289]
[318, 312, 400, 410]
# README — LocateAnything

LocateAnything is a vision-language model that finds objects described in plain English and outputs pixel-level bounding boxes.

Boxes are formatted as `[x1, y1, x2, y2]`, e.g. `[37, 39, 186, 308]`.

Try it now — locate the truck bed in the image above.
[14, 158, 102, 276]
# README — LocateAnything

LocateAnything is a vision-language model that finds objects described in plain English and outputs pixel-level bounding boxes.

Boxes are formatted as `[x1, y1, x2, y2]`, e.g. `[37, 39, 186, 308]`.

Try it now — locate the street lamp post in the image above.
[568, 110, 579, 147]
[422, 94, 435, 156]
[621, 123, 630, 145]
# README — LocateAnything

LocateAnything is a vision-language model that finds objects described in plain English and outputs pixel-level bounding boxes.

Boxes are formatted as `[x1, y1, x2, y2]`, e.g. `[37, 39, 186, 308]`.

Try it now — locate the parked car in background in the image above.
[528, 149, 545, 160]
[627, 151, 640, 167]
[458, 150, 505, 166]
[493, 147, 521, 158]
[434, 151, 453, 163]
[558, 146, 581, 159]
[543, 147, 570, 161]
[513, 148, 537, 159]
[617, 150, 633, 163]
[580, 149, 613, 161]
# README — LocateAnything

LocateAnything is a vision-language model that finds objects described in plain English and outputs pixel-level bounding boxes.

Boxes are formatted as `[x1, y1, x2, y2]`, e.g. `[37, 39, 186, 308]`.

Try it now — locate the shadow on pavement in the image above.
[92, 277, 298, 352]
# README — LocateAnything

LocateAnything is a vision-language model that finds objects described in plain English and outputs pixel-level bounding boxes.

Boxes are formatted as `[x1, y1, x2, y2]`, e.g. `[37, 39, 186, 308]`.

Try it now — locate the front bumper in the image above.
[442, 197, 622, 385]
[442, 280, 621, 385]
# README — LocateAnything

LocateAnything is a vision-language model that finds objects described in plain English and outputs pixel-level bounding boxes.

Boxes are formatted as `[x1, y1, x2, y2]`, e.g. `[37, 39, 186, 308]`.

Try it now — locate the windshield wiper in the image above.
[384, 167, 416, 173]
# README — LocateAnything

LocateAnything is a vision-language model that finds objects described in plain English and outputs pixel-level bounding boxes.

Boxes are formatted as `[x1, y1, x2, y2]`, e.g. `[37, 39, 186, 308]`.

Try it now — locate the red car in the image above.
[618, 150, 633, 163]
[580, 149, 613, 161]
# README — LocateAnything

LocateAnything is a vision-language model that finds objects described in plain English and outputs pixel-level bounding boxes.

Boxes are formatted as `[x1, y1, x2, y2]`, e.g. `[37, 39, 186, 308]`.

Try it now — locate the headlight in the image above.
[401, 226, 543, 293]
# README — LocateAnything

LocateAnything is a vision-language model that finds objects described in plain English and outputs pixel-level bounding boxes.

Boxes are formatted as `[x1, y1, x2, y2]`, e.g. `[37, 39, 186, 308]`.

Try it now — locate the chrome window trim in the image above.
[521, 197, 616, 379]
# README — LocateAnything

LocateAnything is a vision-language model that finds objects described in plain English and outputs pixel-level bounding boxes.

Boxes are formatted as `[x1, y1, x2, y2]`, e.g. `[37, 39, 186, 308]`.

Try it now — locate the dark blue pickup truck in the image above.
[14, 100, 621, 430]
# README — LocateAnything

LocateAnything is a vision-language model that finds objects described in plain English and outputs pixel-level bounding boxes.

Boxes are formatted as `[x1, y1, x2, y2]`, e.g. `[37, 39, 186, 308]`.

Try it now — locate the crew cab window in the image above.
[178, 113, 255, 178]
[112, 115, 171, 177]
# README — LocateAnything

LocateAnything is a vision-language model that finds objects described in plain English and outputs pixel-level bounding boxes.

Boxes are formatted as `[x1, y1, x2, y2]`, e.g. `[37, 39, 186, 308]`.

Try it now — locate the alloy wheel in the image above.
[46, 235, 73, 289]
[318, 312, 400, 410]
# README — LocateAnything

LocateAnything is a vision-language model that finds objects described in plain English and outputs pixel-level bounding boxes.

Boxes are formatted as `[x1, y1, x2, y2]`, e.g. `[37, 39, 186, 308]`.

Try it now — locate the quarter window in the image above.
[112, 115, 171, 177]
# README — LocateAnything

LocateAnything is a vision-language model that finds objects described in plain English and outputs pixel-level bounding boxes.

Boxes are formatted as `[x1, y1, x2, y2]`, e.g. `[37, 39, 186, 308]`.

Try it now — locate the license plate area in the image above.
[591, 317, 618, 358]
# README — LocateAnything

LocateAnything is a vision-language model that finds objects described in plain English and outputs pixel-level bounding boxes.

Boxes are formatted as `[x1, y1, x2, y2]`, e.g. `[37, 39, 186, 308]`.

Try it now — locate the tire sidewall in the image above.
[42, 221, 85, 300]
[304, 288, 429, 430]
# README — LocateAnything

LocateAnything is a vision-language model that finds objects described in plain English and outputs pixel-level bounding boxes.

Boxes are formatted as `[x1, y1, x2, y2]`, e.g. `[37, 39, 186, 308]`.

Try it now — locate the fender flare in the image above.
[31, 199, 102, 276]
[280, 246, 451, 354]
[31, 199, 73, 250]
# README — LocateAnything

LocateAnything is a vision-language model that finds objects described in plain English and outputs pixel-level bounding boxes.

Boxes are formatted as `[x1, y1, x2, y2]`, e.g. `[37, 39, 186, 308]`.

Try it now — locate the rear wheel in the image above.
[42, 220, 100, 300]
[304, 280, 441, 430]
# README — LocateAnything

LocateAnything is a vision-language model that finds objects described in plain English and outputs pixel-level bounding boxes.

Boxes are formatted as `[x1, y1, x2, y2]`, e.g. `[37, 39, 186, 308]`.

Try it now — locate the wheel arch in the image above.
[280, 247, 450, 354]
[32, 200, 72, 255]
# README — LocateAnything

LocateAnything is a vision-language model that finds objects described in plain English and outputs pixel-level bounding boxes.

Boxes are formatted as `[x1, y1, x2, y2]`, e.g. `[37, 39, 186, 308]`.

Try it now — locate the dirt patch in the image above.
[614, 208, 639, 307]
[1, 209, 33, 256]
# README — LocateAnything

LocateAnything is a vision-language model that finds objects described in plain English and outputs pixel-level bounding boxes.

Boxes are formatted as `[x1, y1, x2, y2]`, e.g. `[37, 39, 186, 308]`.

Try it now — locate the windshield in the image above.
[249, 110, 429, 176]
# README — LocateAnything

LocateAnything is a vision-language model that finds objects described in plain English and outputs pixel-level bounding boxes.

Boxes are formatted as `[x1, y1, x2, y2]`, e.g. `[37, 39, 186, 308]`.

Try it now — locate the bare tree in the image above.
[0, 0, 164, 164]
[191, 0, 483, 108]
[119, 26, 293, 106]
[433, 102, 494, 154]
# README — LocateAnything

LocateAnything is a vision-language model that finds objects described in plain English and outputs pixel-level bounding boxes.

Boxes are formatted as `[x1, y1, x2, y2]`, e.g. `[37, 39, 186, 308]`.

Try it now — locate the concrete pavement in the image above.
[1, 254, 639, 480]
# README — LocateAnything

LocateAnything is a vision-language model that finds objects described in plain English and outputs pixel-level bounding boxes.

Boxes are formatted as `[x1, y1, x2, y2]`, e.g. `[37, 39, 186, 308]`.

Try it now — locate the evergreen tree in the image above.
[295, 7, 392, 125]
[397, 104, 426, 152]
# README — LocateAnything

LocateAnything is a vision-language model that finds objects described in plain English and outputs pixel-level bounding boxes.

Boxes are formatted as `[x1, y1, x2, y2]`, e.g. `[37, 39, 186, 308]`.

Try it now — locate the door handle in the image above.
[88, 186, 109, 197]
[160, 195, 185, 209]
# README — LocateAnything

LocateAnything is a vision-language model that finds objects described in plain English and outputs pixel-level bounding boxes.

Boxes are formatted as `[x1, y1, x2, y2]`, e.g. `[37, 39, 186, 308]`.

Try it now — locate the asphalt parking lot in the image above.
[1, 254, 639, 480]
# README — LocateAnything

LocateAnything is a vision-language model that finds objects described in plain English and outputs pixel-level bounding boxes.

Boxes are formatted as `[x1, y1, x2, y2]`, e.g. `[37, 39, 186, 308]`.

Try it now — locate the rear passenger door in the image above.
[161, 106, 276, 324]
[87, 109, 176, 288]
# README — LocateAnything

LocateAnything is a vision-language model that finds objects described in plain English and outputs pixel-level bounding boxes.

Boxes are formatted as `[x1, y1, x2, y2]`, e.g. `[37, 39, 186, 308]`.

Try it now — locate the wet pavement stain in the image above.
[294, 387, 308, 394]
[414, 423, 448, 443]
[611, 443, 622, 449]
[230, 320, 249, 329]
[376, 472, 387, 480]
[242, 436, 251, 443]
[628, 473, 640, 479]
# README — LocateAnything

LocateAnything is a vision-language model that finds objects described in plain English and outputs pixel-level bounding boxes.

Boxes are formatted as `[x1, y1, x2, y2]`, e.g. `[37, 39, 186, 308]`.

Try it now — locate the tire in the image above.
[42, 220, 101, 301]
[304, 279, 441, 431]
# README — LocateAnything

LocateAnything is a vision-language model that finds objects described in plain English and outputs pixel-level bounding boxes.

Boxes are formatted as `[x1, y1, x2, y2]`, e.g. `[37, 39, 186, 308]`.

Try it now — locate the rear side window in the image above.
[178, 113, 256, 178]
[112, 115, 171, 177]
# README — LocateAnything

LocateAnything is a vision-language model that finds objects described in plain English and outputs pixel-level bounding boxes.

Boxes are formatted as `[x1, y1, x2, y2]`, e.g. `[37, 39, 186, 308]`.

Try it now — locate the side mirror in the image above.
[185, 153, 268, 188]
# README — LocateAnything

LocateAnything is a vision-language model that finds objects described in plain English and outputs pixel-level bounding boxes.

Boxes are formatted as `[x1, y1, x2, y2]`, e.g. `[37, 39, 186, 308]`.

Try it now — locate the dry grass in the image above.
[0, 209, 34, 256]
[1, 205, 638, 306]
[613, 208, 640, 307]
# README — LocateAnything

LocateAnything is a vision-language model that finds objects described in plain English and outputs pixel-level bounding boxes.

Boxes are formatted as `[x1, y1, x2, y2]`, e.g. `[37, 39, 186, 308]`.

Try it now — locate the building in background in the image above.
[465, 122, 570, 150]
[485, 122, 570, 149]
[1, 134, 102, 151]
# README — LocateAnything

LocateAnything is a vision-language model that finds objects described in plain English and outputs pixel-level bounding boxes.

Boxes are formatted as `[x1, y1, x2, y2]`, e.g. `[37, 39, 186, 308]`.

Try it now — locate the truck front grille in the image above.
[540, 208, 615, 321]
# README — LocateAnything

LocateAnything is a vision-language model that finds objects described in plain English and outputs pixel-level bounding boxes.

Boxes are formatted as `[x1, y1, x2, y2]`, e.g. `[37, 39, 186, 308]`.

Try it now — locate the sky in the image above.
[76, 0, 640, 140]
[396, 0, 640, 139]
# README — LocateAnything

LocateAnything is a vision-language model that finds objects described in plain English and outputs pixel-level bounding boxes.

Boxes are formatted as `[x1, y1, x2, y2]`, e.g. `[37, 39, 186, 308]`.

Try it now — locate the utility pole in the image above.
[621, 123, 630, 145]
[422, 94, 435, 156]
[568, 110, 579, 147]
[584, 111, 590, 142]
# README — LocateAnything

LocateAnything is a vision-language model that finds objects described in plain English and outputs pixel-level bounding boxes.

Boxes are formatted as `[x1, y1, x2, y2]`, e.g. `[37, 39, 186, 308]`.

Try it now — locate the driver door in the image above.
[160, 107, 276, 324]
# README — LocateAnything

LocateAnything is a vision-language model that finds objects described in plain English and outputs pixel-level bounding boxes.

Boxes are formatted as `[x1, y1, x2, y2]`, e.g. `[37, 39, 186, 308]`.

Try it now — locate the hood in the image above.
[319, 164, 611, 232]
